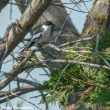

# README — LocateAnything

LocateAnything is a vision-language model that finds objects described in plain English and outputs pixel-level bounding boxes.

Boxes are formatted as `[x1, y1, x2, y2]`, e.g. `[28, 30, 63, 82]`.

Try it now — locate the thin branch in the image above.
[52, 0, 92, 5]
[11, 91, 42, 110]
[67, 73, 104, 88]
[44, 44, 82, 56]
[53, 56, 81, 91]
[0, 0, 52, 69]
[8, 2, 27, 7]
[14, 78, 41, 87]
[54, 4, 74, 42]
[0, 85, 36, 98]
[59, 36, 95, 48]
[0, 85, 44, 104]
[95, 34, 99, 52]
[45, 59, 110, 70]
[52, 4, 88, 13]
[0, 51, 33, 90]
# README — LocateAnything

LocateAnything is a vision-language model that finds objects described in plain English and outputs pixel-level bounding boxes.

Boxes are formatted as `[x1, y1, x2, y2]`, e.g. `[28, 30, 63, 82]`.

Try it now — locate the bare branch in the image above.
[0, 0, 52, 67]
[0, 86, 43, 108]
[68, 73, 104, 88]
[59, 36, 95, 48]
[45, 59, 110, 70]
[0, 86, 35, 104]
[0, 51, 32, 90]
[0, 84, 43, 98]
[14, 78, 41, 86]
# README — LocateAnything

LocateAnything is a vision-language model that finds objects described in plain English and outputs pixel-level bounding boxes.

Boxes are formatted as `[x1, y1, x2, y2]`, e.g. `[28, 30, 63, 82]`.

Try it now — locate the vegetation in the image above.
[0, 0, 110, 110]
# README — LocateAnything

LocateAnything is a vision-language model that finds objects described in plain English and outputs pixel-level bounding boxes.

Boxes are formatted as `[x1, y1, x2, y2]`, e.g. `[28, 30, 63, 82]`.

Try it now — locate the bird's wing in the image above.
[33, 26, 44, 35]
[25, 40, 35, 49]
[25, 34, 41, 49]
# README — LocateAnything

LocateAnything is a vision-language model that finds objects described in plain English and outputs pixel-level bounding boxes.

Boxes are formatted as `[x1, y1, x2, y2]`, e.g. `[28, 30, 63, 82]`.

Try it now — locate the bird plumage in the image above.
[25, 21, 54, 49]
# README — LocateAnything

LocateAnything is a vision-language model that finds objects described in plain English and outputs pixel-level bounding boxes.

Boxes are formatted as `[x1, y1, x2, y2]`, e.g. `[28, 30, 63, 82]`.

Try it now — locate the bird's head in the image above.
[43, 21, 54, 26]
[42, 21, 55, 31]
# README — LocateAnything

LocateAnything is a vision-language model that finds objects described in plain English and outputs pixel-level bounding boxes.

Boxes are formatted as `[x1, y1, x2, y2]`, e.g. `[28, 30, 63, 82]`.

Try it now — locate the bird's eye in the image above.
[33, 38, 37, 40]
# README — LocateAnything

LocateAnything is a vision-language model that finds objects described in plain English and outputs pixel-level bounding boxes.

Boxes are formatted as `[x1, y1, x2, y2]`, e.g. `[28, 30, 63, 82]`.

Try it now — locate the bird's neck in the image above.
[42, 25, 52, 31]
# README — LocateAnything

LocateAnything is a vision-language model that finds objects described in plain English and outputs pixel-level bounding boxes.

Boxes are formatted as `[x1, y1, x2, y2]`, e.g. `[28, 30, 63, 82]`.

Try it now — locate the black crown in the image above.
[43, 21, 54, 26]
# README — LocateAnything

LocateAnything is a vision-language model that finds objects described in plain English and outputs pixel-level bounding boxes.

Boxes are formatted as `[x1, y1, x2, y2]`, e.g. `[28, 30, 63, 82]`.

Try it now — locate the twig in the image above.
[53, 56, 81, 91]
[10, 91, 42, 110]
[0, 50, 33, 90]
[8, 2, 27, 7]
[95, 34, 99, 52]
[54, 5, 73, 43]
[44, 59, 110, 70]
[52, 4, 88, 13]
[68, 73, 104, 88]
[59, 36, 95, 48]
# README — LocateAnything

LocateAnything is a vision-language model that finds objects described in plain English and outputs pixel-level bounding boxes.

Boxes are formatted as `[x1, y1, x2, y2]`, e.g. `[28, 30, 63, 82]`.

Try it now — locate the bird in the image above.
[18, 21, 54, 61]
[25, 21, 54, 49]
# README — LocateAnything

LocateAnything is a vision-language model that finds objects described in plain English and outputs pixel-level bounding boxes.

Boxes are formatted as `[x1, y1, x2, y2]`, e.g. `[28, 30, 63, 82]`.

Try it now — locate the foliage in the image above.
[99, 32, 110, 50]
[43, 33, 110, 108]
[44, 64, 110, 107]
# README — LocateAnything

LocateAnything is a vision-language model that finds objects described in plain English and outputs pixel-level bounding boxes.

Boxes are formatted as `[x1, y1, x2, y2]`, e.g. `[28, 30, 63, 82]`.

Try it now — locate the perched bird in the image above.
[25, 21, 54, 49]
[18, 21, 54, 61]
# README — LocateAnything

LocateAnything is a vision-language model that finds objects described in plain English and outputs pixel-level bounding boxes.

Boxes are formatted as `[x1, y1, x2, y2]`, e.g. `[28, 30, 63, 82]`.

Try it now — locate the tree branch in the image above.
[0, 0, 10, 12]
[14, 78, 41, 86]
[45, 59, 110, 70]
[0, 0, 52, 65]
[0, 51, 33, 90]
[0, 85, 43, 104]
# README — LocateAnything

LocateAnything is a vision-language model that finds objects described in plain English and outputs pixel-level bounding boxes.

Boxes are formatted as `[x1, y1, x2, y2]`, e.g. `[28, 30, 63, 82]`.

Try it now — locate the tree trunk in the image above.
[83, 0, 110, 37]
[82, 0, 110, 109]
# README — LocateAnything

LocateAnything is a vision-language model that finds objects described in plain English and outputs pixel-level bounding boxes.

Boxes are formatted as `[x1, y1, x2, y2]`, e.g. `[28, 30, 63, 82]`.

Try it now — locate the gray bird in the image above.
[25, 21, 54, 49]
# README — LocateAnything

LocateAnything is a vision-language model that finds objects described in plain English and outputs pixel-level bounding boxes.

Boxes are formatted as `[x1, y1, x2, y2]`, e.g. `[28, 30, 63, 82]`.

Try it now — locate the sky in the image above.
[0, 0, 93, 109]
